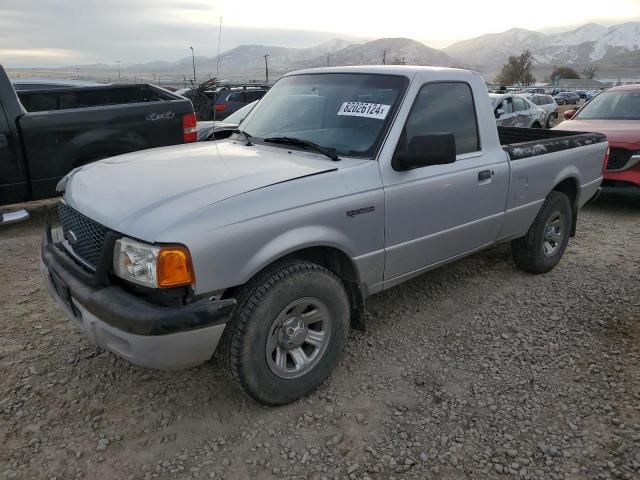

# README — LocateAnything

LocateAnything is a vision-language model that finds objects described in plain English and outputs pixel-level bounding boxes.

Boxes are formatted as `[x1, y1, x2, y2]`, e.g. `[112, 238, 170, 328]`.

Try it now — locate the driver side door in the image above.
[380, 81, 510, 283]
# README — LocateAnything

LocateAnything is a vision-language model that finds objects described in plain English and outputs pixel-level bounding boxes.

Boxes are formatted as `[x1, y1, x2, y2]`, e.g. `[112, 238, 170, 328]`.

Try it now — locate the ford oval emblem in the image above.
[64, 229, 78, 245]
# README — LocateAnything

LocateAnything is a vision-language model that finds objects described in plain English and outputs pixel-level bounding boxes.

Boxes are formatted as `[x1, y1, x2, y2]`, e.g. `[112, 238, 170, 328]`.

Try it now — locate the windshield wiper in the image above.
[233, 129, 252, 146]
[264, 136, 340, 161]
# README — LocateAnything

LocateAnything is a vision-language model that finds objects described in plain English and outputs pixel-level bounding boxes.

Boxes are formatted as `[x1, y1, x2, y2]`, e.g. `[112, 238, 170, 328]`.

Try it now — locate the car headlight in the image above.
[113, 237, 194, 288]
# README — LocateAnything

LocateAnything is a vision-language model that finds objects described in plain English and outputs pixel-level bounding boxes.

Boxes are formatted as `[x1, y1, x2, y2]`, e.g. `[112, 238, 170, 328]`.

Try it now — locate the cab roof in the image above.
[286, 65, 479, 78]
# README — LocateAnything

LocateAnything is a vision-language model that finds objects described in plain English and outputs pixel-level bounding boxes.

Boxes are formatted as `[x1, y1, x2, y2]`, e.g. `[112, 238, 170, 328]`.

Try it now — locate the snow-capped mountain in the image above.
[590, 22, 640, 60]
[444, 28, 550, 70]
[549, 23, 608, 46]
[444, 21, 640, 73]
[298, 38, 455, 69]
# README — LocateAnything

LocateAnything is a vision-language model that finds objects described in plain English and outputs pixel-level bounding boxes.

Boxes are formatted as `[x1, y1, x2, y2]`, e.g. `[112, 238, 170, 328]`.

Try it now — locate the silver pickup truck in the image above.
[42, 66, 608, 405]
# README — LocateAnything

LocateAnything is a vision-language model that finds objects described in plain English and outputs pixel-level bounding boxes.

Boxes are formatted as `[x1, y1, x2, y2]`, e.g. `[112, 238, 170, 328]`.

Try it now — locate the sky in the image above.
[1, 0, 640, 67]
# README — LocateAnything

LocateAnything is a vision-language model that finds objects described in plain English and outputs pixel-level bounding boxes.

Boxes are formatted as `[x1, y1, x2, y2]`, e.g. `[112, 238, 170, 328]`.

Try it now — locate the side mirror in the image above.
[393, 133, 456, 171]
[564, 110, 577, 120]
[495, 108, 505, 118]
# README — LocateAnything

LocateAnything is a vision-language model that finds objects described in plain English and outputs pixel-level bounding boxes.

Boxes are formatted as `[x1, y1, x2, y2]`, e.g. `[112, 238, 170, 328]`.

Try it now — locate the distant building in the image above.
[599, 77, 640, 86]
[554, 78, 607, 89]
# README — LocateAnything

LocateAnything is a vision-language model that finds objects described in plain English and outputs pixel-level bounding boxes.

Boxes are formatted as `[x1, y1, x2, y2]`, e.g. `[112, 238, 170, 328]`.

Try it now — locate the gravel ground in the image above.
[1, 191, 639, 480]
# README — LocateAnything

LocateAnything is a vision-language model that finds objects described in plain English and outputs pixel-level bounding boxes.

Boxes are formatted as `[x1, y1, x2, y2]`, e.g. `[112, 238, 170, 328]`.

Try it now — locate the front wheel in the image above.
[511, 191, 573, 274]
[218, 260, 350, 405]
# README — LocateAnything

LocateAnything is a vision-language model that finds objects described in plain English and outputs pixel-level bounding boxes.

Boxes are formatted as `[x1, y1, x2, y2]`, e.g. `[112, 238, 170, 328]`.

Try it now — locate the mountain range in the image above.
[64, 21, 640, 82]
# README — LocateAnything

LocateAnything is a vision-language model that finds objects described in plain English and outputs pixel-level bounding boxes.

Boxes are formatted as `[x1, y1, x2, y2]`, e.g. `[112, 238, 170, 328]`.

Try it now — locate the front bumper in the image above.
[41, 227, 235, 369]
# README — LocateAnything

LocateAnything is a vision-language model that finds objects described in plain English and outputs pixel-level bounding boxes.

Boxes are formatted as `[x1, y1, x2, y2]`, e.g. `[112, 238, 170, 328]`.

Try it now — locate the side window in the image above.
[246, 90, 267, 102]
[227, 92, 244, 103]
[499, 98, 513, 114]
[513, 97, 527, 111]
[399, 82, 480, 157]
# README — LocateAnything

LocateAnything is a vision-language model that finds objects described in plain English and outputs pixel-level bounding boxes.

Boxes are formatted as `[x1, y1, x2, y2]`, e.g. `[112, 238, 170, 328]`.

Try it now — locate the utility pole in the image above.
[76, 67, 80, 80]
[401, 56, 407, 65]
[216, 17, 223, 77]
[382, 49, 386, 65]
[326, 53, 330, 67]
[264, 54, 270, 84]
[190, 46, 196, 85]
[115, 60, 121, 82]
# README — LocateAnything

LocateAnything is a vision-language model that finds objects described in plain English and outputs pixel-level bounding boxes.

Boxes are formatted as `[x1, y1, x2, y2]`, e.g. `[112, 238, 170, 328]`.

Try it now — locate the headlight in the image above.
[113, 237, 194, 288]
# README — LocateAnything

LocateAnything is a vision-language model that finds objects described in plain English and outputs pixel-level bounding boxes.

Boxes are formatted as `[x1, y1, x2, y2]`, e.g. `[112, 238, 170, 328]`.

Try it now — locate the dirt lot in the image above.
[1, 192, 639, 480]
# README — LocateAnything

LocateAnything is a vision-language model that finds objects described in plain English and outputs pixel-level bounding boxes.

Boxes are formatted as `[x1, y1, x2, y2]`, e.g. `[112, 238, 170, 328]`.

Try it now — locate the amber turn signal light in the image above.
[157, 246, 195, 288]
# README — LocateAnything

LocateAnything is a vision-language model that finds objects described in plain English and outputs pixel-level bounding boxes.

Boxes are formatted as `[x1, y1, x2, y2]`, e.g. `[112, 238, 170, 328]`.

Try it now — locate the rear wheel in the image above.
[531, 122, 542, 128]
[546, 113, 557, 128]
[218, 260, 350, 405]
[511, 191, 572, 274]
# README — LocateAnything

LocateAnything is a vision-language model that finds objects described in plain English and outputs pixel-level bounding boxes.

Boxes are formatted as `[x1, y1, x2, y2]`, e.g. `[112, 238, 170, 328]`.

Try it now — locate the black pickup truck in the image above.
[0, 65, 196, 207]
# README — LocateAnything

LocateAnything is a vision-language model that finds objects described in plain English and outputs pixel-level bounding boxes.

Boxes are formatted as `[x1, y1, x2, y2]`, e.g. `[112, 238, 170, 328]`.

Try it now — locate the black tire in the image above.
[511, 191, 573, 274]
[546, 113, 557, 129]
[531, 122, 542, 128]
[218, 260, 350, 405]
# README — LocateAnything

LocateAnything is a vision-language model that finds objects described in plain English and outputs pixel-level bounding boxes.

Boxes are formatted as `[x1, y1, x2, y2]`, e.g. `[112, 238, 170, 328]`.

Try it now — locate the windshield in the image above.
[240, 73, 408, 158]
[225, 100, 258, 124]
[576, 90, 640, 120]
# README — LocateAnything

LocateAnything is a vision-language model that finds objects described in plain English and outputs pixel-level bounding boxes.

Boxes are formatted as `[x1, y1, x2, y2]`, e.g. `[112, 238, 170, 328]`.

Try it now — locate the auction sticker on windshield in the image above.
[337, 102, 390, 120]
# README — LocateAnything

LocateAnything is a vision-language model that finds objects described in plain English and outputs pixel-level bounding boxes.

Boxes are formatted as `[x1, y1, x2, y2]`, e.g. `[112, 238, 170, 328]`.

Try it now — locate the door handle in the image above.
[478, 170, 493, 182]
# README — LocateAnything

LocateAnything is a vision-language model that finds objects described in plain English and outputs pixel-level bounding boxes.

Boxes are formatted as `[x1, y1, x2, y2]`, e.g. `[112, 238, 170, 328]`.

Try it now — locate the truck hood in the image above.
[558, 119, 640, 147]
[64, 141, 338, 238]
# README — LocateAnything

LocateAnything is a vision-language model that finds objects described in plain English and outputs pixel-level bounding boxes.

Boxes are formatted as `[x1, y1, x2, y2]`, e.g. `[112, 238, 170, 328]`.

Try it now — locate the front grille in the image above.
[607, 148, 632, 171]
[57, 202, 109, 269]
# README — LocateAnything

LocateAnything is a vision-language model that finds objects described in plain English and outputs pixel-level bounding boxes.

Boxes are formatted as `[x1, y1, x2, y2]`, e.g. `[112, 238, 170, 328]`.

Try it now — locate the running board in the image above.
[0, 209, 30, 225]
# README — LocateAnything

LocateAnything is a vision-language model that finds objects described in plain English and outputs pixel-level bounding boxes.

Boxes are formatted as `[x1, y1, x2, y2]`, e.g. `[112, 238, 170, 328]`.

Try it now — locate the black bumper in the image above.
[41, 228, 235, 336]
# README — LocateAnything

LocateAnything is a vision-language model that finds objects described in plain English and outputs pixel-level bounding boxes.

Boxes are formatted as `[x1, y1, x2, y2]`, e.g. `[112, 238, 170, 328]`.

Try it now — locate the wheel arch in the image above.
[551, 176, 579, 236]
[222, 244, 367, 331]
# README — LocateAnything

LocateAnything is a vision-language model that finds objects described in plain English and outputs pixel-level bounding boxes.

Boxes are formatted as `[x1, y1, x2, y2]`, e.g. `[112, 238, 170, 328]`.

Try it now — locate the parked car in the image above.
[523, 93, 559, 128]
[213, 87, 268, 120]
[490, 94, 546, 128]
[554, 91, 580, 105]
[196, 100, 258, 141]
[555, 84, 640, 190]
[0, 65, 196, 209]
[42, 66, 607, 405]
[575, 90, 588, 99]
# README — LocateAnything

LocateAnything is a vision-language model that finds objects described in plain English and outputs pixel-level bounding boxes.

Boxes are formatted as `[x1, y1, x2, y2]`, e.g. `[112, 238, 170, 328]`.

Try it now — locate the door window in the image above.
[399, 82, 480, 156]
[513, 97, 527, 111]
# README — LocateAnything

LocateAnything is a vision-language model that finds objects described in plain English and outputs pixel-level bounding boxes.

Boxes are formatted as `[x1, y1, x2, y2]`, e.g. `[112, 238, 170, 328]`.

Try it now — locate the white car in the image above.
[522, 93, 559, 128]
[489, 94, 547, 128]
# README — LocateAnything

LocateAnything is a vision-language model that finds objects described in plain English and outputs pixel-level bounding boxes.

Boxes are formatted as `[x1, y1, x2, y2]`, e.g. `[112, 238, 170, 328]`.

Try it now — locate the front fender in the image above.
[239, 225, 358, 286]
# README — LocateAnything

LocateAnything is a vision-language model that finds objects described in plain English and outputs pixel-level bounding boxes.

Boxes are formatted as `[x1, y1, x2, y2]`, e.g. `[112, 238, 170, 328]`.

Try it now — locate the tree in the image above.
[495, 50, 535, 86]
[551, 66, 580, 80]
[582, 65, 597, 80]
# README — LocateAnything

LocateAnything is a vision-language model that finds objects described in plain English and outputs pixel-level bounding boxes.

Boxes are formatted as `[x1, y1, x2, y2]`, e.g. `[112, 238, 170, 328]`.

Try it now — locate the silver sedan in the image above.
[489, 94, 547, 128]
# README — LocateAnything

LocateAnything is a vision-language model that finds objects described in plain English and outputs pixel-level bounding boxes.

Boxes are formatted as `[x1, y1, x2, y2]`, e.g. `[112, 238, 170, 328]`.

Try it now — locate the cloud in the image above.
[1, 0, 639, 67]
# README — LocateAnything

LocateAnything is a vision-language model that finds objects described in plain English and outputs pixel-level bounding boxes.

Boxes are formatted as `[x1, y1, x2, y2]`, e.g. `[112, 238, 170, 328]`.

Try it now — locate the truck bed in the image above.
[17, 84, 179, 112]
[499, 126, 607, 161]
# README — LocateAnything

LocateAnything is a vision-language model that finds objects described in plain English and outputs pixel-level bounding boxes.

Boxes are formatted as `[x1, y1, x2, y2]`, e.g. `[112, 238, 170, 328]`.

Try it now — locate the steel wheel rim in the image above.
[548, 115, 555, 127]
[543, 212, 564, 257]
[266, 297, 332, 379]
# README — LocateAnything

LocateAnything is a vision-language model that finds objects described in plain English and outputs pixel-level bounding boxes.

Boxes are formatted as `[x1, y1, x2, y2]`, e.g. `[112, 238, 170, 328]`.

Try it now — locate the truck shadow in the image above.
[586, 188, 640, 213]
